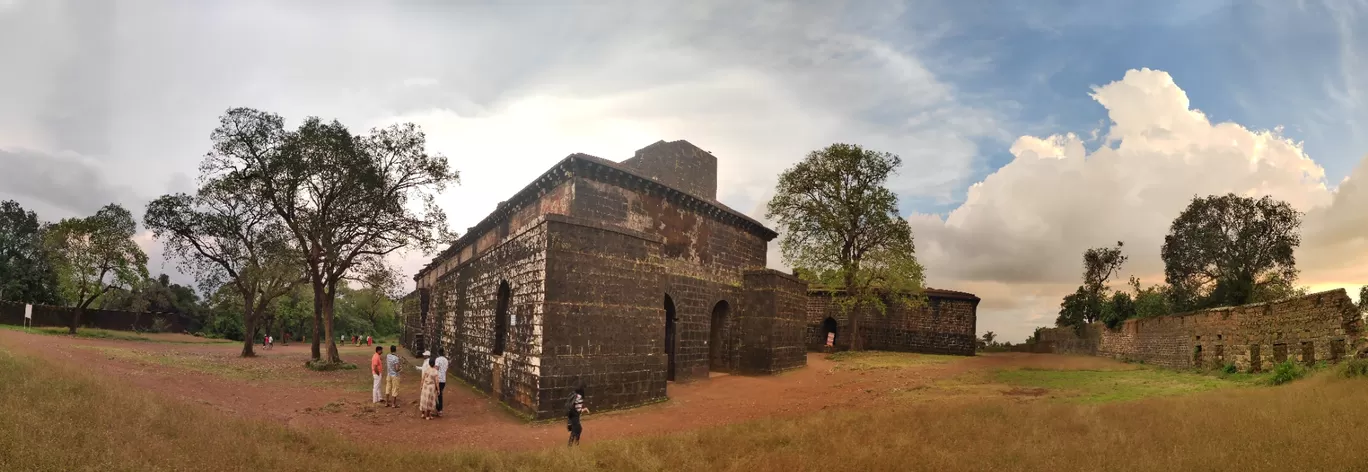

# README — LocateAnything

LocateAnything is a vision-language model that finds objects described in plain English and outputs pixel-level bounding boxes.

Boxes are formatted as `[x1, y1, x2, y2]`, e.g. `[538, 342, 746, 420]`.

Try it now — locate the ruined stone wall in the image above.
[805, 291, 978, 356]
[428, 218, 548, 417]
[539, 215, 667, 419]
[737, 270, 809, 374]
[569, 176, 768, 382]
[1036, 289, 1365, 371]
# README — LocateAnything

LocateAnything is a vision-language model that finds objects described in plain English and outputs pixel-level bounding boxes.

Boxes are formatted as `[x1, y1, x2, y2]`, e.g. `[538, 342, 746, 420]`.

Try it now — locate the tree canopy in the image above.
[1162, 193, 1302, 310]
[43, 204, 149, 332]
[201, 107, 458, 364]
[767, 143, 925, 350]
[0, 200, 60, 304]
[145, 177, 303, 357]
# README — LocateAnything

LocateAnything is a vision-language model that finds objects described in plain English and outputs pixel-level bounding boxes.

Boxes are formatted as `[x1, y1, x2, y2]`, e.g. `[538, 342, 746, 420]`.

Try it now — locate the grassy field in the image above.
[0, 325, 235, 344]
[4, 347, 1368, 471]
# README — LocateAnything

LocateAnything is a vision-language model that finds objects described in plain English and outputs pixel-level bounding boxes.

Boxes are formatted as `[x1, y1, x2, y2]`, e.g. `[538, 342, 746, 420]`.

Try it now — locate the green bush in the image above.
[1219, 363, 1237, 375]
[1340, 358, 1368, 378]
[1269, 361, 1305, 385]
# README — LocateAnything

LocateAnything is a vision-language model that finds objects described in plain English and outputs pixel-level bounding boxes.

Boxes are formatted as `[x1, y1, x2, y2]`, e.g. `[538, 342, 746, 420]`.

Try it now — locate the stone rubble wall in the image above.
[1037, 289, 1365, 371]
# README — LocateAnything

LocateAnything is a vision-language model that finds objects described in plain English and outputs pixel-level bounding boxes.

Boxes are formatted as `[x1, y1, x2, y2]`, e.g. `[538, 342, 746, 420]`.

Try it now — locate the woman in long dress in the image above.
[418, 356, 440, 420]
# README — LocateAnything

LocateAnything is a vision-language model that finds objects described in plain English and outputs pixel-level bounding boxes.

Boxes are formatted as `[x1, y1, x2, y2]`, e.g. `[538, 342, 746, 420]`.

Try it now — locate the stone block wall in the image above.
[805, 289, 979, 356]
[1036, 289, 1365, 371]
[569, 176, 768, 382]
[618, 140, 718, 201]
[736, 269, 809, 374]
[540, 215, 667, 419]
[428, 218, 548, 417]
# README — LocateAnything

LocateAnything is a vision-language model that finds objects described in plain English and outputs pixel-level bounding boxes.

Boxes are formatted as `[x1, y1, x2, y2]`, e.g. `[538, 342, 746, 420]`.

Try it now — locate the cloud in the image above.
[911, 67, 1368, 342]
[0, 147, 138, 218]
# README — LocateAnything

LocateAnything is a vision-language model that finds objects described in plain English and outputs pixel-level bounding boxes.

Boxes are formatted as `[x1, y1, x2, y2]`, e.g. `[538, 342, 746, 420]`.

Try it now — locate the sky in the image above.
[2, 0, 1366, 343]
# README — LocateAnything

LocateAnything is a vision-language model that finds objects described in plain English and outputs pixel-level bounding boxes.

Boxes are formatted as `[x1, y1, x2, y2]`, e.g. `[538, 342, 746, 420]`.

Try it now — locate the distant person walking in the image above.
[367, 335, 373, 347]
[418, 355, 440, 420]
[384, 345, 406, 408]
[434, 348, 449, 417]
[370, 346, 384, 403]
[567, 386, 589, 446]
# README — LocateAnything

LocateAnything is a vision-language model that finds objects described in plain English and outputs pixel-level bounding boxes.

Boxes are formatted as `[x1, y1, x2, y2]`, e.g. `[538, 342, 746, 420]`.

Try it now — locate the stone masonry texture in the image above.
[804, 289, 980, 356]
[1035, 289, 1366, 371]
[401, 140, 814, 420]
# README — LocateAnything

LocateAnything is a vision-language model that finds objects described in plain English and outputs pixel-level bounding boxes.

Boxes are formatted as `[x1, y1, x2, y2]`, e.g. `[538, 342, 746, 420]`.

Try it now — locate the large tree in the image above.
[0, 200, 60, 304]
[1162, 193, 1301, 310]
[1057, 242, 1128, 329]
[767, 143, 925, 350]
[202, 108, 457, 364]
[145, 178, 303, 357]
[44, 204, 149, 333]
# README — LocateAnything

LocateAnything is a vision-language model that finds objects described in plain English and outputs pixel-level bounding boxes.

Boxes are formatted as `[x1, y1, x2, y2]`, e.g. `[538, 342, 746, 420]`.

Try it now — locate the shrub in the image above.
[1269, 360, 1305, 385]
[1340, 358, 1368, 378]
[150, 317, 171, 334]
[1219, 363, 1237, 375]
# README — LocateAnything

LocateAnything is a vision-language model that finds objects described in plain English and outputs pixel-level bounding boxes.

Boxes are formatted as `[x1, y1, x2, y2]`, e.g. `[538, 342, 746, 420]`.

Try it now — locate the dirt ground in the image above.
[0, 329, 1128, 451]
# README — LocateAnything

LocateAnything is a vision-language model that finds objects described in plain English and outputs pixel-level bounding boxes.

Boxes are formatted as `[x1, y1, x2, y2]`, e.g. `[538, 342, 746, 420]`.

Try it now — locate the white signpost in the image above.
[24, 304, 33, 328]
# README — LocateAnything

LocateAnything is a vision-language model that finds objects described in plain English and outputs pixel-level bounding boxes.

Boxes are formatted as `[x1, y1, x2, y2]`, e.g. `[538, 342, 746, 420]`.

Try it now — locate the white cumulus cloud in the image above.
[911, 68, 1368, 342]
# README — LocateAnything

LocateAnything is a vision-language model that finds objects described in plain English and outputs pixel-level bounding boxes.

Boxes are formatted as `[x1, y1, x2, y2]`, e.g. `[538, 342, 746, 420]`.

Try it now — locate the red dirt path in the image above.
[0, 330, 1121, 451]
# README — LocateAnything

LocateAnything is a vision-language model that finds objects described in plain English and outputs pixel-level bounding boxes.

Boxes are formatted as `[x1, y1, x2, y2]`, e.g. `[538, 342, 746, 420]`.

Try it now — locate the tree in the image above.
[202, 108, 458, 364]
[1162, 193, 1301, 310]
[980, 331, 997, 349]
[1129, 277, 1172, 319]
[0, 200, 60, 304]
[767, 143, 925, 351]
[44, 204, 149, 333]
[1055, 286, 1099, 330]
[352, 264, 402, 332]
[1100, 291, 1136, 329]
[1083, 242, 1127, 299]
[145, 177, 303, 357]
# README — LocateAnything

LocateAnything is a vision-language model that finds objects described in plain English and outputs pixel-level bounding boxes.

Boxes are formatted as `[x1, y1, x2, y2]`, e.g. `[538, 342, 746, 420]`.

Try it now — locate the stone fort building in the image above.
[400, 140, 808, 419]
[399, 139, 982, 419]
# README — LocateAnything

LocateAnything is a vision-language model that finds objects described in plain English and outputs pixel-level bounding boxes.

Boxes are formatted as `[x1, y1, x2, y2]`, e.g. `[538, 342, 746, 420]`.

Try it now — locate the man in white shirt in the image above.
[434, 348, 450, 417]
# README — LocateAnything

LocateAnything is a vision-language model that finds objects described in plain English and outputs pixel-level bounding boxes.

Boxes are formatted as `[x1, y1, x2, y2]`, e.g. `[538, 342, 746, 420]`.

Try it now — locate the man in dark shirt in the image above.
[566, 386, 589, 446]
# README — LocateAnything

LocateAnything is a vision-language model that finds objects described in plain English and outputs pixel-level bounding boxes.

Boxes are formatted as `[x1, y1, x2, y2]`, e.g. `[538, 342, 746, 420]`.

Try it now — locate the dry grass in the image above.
[993, 367, 1262, 403]
[4, 346, 1368, 471]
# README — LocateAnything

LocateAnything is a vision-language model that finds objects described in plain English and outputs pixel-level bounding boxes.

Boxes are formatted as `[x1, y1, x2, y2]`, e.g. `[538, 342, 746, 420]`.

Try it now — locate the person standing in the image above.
[566, 386, 589, 446]
[384, 345, 405, 408]
[434, 348, 449, 417]
[418, 356, 440, 420]
[370, 346, 384, 404]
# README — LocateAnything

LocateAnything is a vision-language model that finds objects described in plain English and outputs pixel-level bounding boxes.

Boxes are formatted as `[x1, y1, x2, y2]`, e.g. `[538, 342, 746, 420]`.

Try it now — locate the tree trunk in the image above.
[241, 310, 257, 358]
[323, 280, 341, 363]
[310, 278, 323, 360]
[843, 271, 862, 351]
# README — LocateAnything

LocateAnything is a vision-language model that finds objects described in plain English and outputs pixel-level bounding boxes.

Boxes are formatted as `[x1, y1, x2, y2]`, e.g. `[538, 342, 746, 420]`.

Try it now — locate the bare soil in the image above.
[0, 329, 1126, 451]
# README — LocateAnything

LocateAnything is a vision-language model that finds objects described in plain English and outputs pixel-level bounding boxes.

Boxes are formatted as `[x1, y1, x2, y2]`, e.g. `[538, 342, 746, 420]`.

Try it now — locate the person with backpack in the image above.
[566, 386, 589, 447]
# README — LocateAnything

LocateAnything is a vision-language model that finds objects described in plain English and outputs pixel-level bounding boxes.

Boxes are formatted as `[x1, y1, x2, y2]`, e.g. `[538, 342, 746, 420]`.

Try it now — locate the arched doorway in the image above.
[664, 295, 677, 382]
[822, 317, 838, 348]
[710, 300, 730, 372]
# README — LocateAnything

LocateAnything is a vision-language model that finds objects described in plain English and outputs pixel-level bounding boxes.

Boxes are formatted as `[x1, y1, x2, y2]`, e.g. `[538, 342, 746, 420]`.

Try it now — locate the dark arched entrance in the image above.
[821, 317, 838, 347]
[664, 294, 677, 382]
[710, 300, 730, 372]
